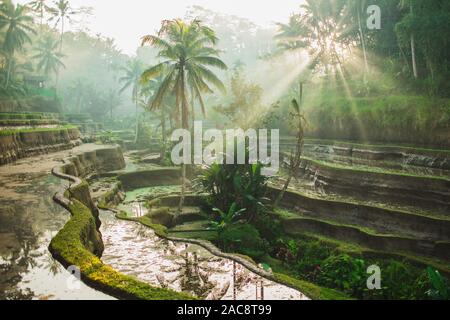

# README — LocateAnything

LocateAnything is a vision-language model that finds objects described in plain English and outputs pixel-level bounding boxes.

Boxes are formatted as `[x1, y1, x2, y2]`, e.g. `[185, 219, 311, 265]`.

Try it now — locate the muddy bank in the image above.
[0, 127, 82, 165]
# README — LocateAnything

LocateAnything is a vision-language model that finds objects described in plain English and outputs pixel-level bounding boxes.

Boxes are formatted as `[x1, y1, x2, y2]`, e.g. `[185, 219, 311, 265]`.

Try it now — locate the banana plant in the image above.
[210, 202, 246, 234]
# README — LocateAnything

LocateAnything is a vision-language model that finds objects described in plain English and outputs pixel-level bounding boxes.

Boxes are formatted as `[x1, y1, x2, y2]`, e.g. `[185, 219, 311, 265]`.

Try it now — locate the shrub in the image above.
[317, 254, 366, 298]
[295, 240, 333, 281]
[253, 213, 284, 242]
[219, 224, 265, 259]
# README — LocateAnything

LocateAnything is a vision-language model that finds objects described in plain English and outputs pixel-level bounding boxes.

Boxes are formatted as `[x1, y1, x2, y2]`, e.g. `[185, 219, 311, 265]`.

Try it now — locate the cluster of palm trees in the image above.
[0, 0, 85, 95]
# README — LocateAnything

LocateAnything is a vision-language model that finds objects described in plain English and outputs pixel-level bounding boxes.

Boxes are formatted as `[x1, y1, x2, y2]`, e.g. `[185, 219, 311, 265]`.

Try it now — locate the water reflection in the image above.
[100, 211, 308, 300]
[0, 175, 113, 300]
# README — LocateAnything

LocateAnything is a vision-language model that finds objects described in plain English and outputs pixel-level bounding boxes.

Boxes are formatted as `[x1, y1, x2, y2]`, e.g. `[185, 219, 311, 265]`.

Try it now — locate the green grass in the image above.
[0, 119, 64, 126]
[301, 95, 450, 149]
[0, 125, 79, 136]
[0, 112, 59, 120]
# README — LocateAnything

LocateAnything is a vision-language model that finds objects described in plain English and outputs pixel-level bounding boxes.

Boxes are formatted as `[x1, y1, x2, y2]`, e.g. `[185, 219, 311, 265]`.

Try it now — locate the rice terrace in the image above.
[0, 0, 449, 305]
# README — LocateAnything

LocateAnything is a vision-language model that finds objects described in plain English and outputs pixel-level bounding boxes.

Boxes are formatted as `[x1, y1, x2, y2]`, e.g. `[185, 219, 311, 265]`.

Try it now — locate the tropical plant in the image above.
[32, 34, 65, 78]
[198, 160, 269, 223]
[141, 18, 227, 210]
[0, 0, 36, 87]
[210, 202, 246, 234]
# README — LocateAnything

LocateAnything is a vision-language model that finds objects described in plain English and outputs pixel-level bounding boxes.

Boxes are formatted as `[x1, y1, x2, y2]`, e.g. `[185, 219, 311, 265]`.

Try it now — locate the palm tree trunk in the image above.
[178, 66, 189, 212]
[409, 3, 418, 79]
[55, 18, 64, 90]
[161, 108, 167, 144]
[190, 89, 195, 130]
[5, 56, 13, 88]
[411, 34, 418, 79]
[134, 90, 139, 144]
[40, 3, 44, 29]
[160, 109, 167, 159]
[357, 9, 369, 76]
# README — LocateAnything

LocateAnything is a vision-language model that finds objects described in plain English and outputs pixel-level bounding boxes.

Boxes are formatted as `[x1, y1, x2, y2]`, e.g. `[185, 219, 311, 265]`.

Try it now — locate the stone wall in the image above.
[0, 128, 82, 165]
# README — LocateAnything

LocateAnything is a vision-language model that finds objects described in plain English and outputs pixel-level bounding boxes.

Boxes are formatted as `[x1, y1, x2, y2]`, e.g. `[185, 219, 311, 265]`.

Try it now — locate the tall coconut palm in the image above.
[27, 0, 50, 28]
[0, 0, 36, 88]
[48, 0, 77, 52]
[32, 34, 65, 79]
[141, 19, 227, 210]
[119, 58, 145, 143]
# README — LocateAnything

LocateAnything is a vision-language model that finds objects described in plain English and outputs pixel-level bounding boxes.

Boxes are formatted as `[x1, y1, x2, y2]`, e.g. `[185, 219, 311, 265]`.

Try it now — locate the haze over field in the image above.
[17, 0, 304, 54]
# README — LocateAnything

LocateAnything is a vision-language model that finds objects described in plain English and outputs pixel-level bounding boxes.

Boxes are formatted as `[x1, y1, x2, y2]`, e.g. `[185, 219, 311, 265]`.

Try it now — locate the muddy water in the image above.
[0, 145, 115, 300]
[100, 211, 308, 300]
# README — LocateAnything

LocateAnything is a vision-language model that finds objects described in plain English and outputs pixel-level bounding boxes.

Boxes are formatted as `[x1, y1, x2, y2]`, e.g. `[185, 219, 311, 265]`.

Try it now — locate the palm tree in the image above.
[27, 0, 50, 28]
[119, 58, 145, 143]
[0, 0, 36, 88]
[141, 19, 227, 211]
[48, 0, 77, 52]
[32, 34, 65, 79]
[275, 0, 347, 75]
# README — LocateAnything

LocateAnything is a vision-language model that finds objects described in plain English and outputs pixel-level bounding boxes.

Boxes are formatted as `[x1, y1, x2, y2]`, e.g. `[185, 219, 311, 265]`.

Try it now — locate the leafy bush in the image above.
[295, 240, 333, 281]
[317, 254, 366, 297]
[218, 224, 265, 259]
[253, 214, 284, 242]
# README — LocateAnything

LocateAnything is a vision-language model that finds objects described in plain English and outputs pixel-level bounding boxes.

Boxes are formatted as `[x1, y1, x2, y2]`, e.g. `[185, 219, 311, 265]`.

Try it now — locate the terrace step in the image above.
[276, 213, 450, 263]
[280, 137, 450, 170]
[287, 156, 450, 213]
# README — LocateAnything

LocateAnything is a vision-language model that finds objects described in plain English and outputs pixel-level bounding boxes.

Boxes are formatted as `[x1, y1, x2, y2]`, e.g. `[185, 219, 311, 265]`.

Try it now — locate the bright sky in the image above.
[19, 0, 304, 54]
